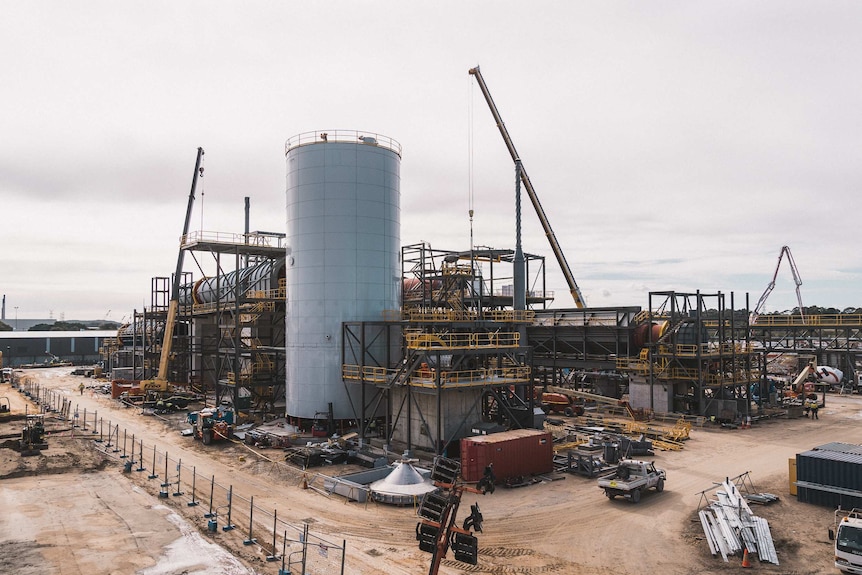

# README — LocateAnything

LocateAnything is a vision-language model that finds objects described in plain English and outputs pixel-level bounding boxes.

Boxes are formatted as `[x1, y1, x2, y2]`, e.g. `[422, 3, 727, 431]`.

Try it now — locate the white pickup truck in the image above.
[597, 459, 666, 503]
[830, 508, 862, 574]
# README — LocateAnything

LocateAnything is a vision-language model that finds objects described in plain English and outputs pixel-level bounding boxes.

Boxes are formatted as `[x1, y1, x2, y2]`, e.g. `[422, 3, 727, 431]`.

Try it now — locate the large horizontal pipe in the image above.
[180, 258, 285, 306]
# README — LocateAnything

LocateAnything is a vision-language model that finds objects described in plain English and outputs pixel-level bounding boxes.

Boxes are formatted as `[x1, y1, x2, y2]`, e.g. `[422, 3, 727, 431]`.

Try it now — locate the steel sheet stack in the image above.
[698, 479, 779, 564]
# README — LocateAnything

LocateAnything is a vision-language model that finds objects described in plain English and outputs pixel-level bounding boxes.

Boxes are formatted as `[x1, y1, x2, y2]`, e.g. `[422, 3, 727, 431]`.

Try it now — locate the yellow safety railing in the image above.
[441, 262, 473, 276]
[485, 310, 536, 323]
[616, 358, 649, 373]
[752, 314, 862, 326]
[650, 342, 757, 357]
[614, 361, 756, 385]
[342, 365, 531, 387]
[410, 366, 531, 387]
[633, 310, 671, 324]
[341, 365, 391, 383]
[407, 310, 480, 322]
[246, 285, 286, 300]
[254, 356, 274, 373]
[404, 331, 520, 350]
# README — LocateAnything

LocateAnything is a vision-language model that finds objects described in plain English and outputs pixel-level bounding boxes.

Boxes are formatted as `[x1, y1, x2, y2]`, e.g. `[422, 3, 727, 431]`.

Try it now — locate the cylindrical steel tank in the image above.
[285, 130, 401, 420]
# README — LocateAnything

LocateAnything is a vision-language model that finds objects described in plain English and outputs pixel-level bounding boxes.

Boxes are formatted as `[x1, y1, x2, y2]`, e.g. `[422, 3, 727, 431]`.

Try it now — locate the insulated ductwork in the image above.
[180, 258, 286, 306]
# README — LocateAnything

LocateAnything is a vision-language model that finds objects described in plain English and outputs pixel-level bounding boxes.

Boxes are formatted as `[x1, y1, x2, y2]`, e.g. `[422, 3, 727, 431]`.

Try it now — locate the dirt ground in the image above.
[1, 367, 859, 575]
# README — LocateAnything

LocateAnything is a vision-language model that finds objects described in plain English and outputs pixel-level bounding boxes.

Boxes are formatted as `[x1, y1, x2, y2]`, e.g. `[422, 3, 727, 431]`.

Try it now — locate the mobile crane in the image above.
[749, 245, 805, 325]
[140, 147, 204, 393]
[469, 66, 586, 308]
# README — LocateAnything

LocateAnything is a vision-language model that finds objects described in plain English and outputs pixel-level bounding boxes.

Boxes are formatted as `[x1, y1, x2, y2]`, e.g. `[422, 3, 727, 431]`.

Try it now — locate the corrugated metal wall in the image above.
[460, 429, 553, 483]
[796, 443, 862, 508]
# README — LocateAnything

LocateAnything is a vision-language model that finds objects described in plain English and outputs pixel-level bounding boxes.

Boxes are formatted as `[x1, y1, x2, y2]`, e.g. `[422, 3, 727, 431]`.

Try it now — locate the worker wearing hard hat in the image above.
[809, 398, 820, 420]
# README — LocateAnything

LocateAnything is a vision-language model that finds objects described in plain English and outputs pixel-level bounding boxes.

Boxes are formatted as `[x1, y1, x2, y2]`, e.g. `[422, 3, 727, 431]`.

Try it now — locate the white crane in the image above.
[749, 245, 804, 325]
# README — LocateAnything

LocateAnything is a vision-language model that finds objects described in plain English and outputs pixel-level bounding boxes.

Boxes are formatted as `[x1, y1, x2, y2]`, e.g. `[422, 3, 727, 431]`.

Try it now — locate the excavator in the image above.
[469, 66, 586, 308]
[139, 147, 204, 394]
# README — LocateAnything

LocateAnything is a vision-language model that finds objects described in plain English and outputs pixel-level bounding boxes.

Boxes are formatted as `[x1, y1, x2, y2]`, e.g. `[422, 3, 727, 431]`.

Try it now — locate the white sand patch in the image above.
[137, 506, 257, 575]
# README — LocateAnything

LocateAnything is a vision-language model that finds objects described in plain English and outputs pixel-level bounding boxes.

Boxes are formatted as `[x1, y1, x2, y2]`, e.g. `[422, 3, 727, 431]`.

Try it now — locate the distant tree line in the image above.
[0, 319, 123, 332]
[3, 309, 861, 332]
[699, 307, 862, 320]
[27, 321, 121, 331]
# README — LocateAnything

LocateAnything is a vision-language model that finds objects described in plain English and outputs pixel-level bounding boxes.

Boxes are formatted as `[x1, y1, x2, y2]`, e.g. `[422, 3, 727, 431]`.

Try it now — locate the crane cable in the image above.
[467, 74, 475, 253]
[198, 152, 206, 233]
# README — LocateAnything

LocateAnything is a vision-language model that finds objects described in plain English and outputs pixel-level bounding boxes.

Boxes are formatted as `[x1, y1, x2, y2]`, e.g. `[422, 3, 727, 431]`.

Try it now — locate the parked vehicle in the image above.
[187, 406, 234, 445]
[829, 508, 862, 573]
[20, 414, 48, 456]
[597, 459, 666, 503]
[152, 395, 191, 414]
[533, 389, 585, 416]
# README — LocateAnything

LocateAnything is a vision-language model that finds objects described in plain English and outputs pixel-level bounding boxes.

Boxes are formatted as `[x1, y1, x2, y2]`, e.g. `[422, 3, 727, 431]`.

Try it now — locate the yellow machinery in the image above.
[140, 147, 204, 393]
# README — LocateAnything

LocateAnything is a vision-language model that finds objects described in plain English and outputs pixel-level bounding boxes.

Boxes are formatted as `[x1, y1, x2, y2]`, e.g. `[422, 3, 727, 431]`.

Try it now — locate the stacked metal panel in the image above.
[796, 443, 862, 509]
[698, 480, 779, 564]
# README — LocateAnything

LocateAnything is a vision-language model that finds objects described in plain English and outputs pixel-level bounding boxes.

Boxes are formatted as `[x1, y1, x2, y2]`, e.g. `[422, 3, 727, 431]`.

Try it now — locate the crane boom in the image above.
[142, 147, 204, 391]
[749, 245, 805, 324]
[468, 66, 586, 308]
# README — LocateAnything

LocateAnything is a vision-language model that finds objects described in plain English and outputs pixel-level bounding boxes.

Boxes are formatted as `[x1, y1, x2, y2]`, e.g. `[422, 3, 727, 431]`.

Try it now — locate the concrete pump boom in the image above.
[468, 66, 586, 308]
[749, 245, 805, 325]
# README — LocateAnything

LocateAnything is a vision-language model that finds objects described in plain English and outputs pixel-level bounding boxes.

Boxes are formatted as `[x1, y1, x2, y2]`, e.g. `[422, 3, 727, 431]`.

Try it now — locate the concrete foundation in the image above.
[627, 376, 672, 413]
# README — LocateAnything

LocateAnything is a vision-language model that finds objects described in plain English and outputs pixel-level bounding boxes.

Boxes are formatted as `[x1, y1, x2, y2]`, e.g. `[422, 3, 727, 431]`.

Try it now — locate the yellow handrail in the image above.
[404, 332, 520, 350]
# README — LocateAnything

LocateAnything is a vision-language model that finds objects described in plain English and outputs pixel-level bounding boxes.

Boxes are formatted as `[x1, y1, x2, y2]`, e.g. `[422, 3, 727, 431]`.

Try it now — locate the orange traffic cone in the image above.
[741, 548, 752, 568]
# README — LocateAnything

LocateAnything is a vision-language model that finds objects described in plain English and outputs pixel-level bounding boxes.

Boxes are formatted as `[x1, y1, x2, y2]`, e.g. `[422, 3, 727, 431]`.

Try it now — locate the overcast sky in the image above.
[1, 1, 860, 322]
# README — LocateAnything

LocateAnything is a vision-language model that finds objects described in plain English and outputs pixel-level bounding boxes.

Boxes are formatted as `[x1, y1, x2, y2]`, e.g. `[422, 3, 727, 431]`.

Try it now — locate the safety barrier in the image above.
[16, 381, 347, 575]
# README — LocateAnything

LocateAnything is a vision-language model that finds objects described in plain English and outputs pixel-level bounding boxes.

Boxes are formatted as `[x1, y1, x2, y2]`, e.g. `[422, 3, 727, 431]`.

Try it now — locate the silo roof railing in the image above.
[285, 130, 402, 158]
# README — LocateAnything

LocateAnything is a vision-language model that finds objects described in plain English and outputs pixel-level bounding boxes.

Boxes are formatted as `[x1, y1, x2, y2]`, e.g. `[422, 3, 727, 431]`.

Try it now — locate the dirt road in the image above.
[2, 367, 858, 575]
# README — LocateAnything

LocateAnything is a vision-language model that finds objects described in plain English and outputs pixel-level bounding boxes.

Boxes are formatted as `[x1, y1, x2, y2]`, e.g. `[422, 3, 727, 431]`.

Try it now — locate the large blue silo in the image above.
[284, 130, 401, 421]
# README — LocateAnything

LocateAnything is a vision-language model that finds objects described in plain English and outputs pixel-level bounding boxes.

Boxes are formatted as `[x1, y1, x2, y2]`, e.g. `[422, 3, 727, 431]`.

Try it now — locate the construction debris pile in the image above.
[697, 476, 779, 565]
[547, 411, 694, 478]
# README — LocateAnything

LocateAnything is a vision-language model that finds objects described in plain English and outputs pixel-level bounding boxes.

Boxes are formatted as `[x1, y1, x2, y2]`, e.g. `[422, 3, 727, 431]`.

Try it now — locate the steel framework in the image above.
[342, 243, 545, 455]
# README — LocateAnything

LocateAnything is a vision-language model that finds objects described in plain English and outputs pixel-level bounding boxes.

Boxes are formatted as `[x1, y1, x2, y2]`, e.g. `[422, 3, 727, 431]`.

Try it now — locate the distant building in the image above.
[0, 330, 115, 367]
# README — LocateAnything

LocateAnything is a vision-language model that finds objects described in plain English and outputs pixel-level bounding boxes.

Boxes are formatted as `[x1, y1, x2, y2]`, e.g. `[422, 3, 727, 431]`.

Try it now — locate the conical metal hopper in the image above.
[369, 459, 437, 505]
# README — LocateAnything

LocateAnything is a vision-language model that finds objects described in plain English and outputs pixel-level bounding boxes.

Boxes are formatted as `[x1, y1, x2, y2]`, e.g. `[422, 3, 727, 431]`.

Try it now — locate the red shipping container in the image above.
[460, 429, 553, 483]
